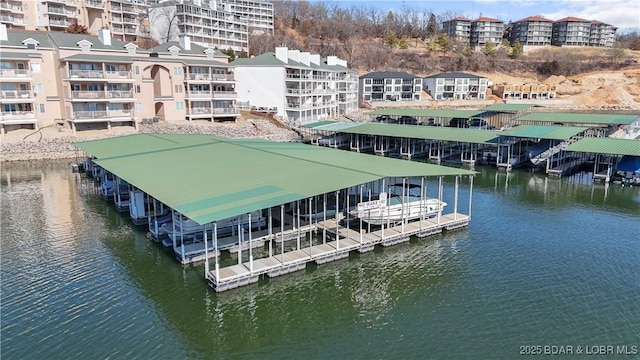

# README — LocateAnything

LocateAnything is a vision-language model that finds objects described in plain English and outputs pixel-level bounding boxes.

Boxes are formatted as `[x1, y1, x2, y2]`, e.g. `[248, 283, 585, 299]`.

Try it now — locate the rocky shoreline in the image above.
[0, 119, 302, 162]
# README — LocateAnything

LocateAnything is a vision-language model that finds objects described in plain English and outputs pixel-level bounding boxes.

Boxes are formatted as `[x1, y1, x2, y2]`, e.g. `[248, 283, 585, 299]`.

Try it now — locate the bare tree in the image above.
[149, 3, 178, 44]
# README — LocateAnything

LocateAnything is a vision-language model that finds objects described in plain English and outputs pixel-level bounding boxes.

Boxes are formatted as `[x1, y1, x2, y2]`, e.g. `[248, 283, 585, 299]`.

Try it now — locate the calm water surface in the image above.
[1, 160, 638, 359]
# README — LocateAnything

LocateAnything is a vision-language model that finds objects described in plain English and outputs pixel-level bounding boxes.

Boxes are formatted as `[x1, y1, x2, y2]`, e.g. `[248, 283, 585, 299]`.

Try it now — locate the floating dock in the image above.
[206, 213, 469, 292]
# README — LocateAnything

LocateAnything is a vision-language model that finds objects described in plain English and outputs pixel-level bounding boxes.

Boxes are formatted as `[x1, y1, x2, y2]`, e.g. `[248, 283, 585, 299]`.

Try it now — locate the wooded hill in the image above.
[246, 1, 640, 79]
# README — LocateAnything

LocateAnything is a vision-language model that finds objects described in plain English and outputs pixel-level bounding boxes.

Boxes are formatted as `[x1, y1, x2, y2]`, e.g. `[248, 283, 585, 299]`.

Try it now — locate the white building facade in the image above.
[423, 72, 488, 100]
[232, 46, 358, 126]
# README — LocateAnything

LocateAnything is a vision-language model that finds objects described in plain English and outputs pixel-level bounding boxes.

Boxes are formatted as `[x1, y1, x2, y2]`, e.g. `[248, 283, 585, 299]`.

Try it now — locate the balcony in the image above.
[211, 74, 235, 81]
[69, 69, 105, 79]
[48, 18, 71, 27]
[0, 68, 31, 79]
[1, 111, 36, 121]
[213, 107, 238, 115]
[1, 90, 34, 101]
[84, 0, 103, 8]
[46, 7, 76, 17]
[0, 2, 24, 12]
[70, 90, 133, 100]
[185, 90, 212, 99]
[188, 107, 212, 115]
[213, 91, 237, 98]
[73, 110, 108, 119]
[187, 73, 212, 81]
[0, 15, 24, 25]
[104, 70, 133, 80]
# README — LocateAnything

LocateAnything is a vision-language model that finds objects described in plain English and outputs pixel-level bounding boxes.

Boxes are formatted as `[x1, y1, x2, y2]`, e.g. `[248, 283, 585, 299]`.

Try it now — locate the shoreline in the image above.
[0, 119, 302, 163]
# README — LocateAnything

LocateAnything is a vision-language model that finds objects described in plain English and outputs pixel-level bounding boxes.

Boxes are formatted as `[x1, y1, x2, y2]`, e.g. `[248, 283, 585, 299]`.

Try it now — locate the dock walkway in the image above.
[206, 213, 469, 292]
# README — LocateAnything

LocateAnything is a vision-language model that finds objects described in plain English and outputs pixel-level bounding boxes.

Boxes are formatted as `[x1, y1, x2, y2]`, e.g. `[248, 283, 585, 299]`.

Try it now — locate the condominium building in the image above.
[470, 17, 504, 47]
[552, 17, 591, 46]
[0, 0, 29, 30]
[589, 20, 616, 47]
[442, 17, 472, 43]
[359, 72, 422, 102]
[0, 26, 57, 135]
[0, 24, 238, 136]
[232, 46, 358, 126]
[509, 15, 553, 48]
[219, 0, 273, 35]
[423, 72, 488, 100]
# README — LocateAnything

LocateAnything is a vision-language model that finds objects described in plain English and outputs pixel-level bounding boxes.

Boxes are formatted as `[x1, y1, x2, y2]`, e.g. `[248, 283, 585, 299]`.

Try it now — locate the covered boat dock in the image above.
[564, 137, 640, 183]
[74, 134, 475, 292]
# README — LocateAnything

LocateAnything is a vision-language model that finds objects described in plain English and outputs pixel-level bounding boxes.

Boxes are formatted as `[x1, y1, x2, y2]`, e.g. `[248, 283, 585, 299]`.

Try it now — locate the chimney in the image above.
[309, 54, 320, 65]
[97, 28, 111, 46]
[327, 56, 339, 66]
[275, 46, 288, 63]
[299, 52, 310, 66]
[179, 35, 191, 51]
[287, 49, 300, 63]
[0, 24, 7, 42]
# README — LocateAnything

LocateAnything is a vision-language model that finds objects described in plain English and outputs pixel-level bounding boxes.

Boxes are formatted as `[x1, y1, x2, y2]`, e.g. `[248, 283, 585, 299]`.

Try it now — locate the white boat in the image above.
[349, 184, 446, 225]
[160, 211, 267, 246]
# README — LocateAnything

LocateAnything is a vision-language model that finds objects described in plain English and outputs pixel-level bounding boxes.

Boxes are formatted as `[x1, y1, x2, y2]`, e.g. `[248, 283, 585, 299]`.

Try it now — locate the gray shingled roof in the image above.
[425, 72, 484, 79]
[61, 53, 134, 63]
[0, 30, 52, 49]
[360, 71, 419, 80]
[47, 32, 132, 52]
[232, 52, 351, 72]
[149, 41, 227, 58]
[0, 51, 43, 60]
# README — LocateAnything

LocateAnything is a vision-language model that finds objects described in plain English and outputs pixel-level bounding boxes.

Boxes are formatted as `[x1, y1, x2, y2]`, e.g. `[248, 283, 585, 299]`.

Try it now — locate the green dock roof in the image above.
[365, 109, 482, 118]
[75, 135, 474, 225]
[300, 121, 362, 131]
[564, 138, 640, 156]
[480, 104, 541, 112]
[339, 123, 501, 144]
[518, 112, 639, 125]
[500, 125, 588, 140]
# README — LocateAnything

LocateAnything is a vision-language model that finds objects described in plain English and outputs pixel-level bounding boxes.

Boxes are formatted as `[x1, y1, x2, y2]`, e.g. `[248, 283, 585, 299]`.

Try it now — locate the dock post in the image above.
[359, 185, 363, 244]
[454, 176, 459, 220]
[401, 177, 406, 233]
[268, 208, 273, 257]
[280, 205, 285, 263]
[335, 190, 340, 250]
[204, 224, 209, 274]
[237, 222, 242, 265]
[468, 175, 474, 220]
[248, 213, 253, 273]
[437, 176, 443, 225]
[381, 178, 385, 240]
[214, 223, 219, 282]
[322, 194, 327, 244]
[308, 198, 313, 253]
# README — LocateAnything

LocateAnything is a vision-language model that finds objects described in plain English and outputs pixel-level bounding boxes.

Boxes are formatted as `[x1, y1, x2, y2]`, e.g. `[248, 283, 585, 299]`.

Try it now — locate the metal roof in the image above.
[0, 51, 43, 60]
[564, 138, 640, 156]
[361, 71, 420, 80]
[75, 134, 474, 225]
[61, 53, 134, 63]
[518, 112, 639, 125]
[338, 123, 501, 144]
[365, 109, 482, 118]
[425, 72, 483, 79]
[480, 104, 540, 112]
[301, 121, 362, 131]
[500, 125, 588, 140]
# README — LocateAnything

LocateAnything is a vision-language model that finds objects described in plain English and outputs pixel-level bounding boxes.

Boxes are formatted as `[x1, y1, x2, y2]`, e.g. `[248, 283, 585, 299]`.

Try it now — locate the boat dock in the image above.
[207, 213, 470, 292]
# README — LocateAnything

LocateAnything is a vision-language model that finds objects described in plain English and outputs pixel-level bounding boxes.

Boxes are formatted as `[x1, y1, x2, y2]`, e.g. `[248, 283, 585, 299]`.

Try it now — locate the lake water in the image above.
[1, 160, 638, 359]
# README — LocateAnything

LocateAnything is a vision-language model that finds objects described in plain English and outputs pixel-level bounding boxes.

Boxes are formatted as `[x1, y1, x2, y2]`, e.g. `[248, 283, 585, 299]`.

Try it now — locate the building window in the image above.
[134, 66, 139, 75]
[30, 64, 41, 73]
[38, 104, 45, 113]
[174, 67, 182, 76]
[33, 83, 43, 94]
[364, 79, 372, 85]
[135, 85, 141, 93]
[176, 102, 184, 110]
[136, 103, 142, 111]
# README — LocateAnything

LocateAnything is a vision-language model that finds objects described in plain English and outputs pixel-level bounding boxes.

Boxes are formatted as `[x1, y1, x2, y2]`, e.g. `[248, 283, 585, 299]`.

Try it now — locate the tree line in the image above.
[247, 0, 639, 78]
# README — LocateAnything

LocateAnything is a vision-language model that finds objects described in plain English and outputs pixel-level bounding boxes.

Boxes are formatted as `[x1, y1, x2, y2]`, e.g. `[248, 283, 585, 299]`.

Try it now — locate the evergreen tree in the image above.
[65, 19, 88, 34]
[510, 41, 523, 59]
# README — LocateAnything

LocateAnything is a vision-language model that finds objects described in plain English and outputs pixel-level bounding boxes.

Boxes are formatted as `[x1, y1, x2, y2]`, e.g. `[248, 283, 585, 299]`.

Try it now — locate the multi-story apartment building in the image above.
[359, 72, 422, 102]
[552, 17, 591, 46]
[232, 46, 358, 126]
[442, 17, 472, 43]
[423, 72, 488, 100]
[0, 1, 149, 41]
[589, 20, 616, 47]
[219, 0, 273, 35]
[149, 36, 240, 121]
[0, 0, 28, 29]
[509, 15, 553, 48]
[470, 17, 504, 47]
[0, 24, 239, 136]
[0, 26, 57, 135]
[152, 0, 270, 53]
